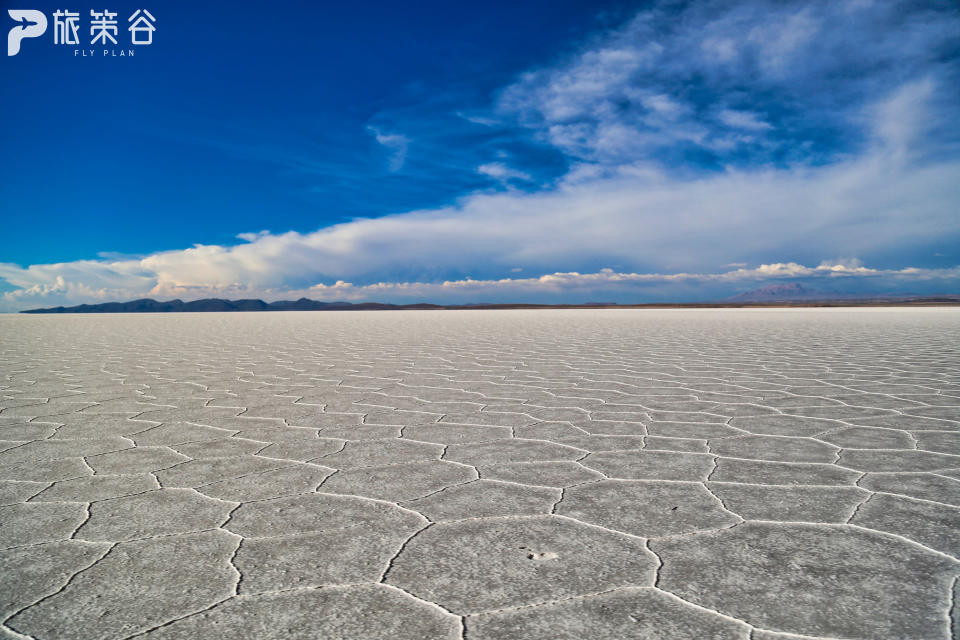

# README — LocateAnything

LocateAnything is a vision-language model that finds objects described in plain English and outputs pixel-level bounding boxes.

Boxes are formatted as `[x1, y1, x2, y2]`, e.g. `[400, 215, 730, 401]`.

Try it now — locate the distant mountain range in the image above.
[19, 298, 446, 314]
[725, 283, 838, 302]
[18, 293, 960, 313]
[724, 283, 960, 303]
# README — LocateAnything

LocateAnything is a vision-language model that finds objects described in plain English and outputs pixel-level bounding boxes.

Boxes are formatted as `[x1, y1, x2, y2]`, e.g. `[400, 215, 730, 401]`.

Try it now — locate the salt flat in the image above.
[1, 308, 959, 640]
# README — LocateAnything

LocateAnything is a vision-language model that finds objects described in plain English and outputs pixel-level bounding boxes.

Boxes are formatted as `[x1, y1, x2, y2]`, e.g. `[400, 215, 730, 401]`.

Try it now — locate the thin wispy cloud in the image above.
[368, 127, 411, 172]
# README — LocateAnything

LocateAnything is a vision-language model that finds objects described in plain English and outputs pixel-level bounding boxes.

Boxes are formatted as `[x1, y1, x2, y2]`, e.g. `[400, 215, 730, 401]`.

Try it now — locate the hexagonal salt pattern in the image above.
[1, 308, 959, 639]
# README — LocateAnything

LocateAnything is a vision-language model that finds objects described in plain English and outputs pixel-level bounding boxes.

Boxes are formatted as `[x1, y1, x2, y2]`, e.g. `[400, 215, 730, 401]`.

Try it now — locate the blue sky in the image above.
[2, 0, 959, 309]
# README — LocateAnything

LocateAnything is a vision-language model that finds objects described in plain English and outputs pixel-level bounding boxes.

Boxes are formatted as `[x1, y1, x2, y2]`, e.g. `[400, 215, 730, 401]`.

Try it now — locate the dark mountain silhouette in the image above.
[726, 284, 960, 304]
[18, 293, 960, 313]
[726, 283, 834, 302]
[20, 297, 446, 314]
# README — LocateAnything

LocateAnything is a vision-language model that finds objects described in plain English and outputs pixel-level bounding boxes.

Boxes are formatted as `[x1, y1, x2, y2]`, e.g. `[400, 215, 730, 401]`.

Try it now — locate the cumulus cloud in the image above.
[5, 260, 957, 311]
[496, 0, 960, 165]
[2, 109, 959, 310]
[305, 263, 960, 302]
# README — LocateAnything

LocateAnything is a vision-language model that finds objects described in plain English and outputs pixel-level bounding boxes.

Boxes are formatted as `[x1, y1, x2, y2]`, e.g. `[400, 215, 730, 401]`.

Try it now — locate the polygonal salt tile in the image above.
[467, 587, 751, 640]
[226, 492, 424, 538]
[648, 410, 729, 423]
[558, 480, 739, 537]
[750, 631, 831, 640]
[644, 436, 709, 452]
[839, 449, 960, 472]
[0, 402, 94, 418]
[32, 473, 158, 502]
[0, 399, 54, 410]
[319, 423, 402, 440]
[651, 521, 959, 639]
[0, 540, 111, 619]
[439, 410, 533, 428]
[404, 423, 512, 444]
[0, 422, 58, 440]
[645, 421, 742, 438]
[554, 435, 647, 452]
[386, 515, 656, 614]
[708, 483, 869, 522]
[76, 488, 233, 541]
[0, 502, 88, 548]
[0, 480, 47, 505]
[445, 439, 584, 466]
[135, 407, 243, 425]
[240, 401, 327, 422]
[954, 577, 960, 640]
[155, 455, 293, 488]
[138, 584, 460, 640]
[582, 420, 649, 436]
[86, 446, 189, 474]
[859, 472, 960, 506]
[850, 493, 960, 557]
[283, 412, 365, 430]
[235, 524, 418, 593]
[709, 403, 780, 418]
[129, 421, 237, 446]
[172, 437, 268, 458]
[479, 461, 603, 487]
[783, 406, 896, 420]
[0, 437, 132, 466]
[711, 458, 861, 485]
[80, 399, 171, 415]
[233, 424, 321, 442]
[729, 416, 840, 437]
[818, 426, 915, 449]
[321, 460, 476, 502]
[7, 530, 238, 640]
[0, 457, 91, 483]
[404, 480, 560, 521]
[514, 421, 587, 441]
[48, 414, 153, 440]
[196, 464, 334, 502]
[708, 435, 838, 463]
[583, 450, 714, 481]
[178, 414, 280, 433]
[904, 395, 960, 407]
[366, 409, 443, 425]
[257, 438, 345, 461]
[318, 438, 444, 468]
[529, 408, 592, 423]
[589, 411, 650, 424]
[852, 414, 959, 431]
[914, 431, 960, 455]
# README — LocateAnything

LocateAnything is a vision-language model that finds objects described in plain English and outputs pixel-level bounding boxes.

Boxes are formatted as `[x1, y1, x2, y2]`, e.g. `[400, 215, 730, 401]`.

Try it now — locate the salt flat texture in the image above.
[1, 308, 959, 640]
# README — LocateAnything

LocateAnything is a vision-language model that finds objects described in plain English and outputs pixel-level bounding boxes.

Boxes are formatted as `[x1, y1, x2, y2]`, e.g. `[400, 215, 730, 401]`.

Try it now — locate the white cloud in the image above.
[718, 109, 772, 131]
[236, 230, 271, 242]
[2, 134, 958, 311]
[496, 0, 959, 164]
[477, 162, 532, 183]
[10, 261, 956, 311]
[368, 127, 410, 172]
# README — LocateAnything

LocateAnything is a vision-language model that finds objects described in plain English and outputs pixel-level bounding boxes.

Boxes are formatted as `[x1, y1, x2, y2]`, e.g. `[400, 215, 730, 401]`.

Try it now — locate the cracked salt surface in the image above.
[0, 308, 959, 639]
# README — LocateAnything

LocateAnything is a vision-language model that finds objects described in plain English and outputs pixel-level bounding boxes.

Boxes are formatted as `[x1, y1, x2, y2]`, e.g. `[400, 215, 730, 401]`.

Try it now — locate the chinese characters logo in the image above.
[7, 8, 156, 56]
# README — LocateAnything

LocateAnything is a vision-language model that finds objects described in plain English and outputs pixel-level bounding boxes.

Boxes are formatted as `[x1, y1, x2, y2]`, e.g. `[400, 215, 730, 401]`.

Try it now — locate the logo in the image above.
[7, 8, 155, 57]
[8, 10, 47, 56]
